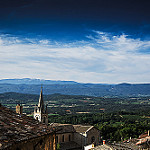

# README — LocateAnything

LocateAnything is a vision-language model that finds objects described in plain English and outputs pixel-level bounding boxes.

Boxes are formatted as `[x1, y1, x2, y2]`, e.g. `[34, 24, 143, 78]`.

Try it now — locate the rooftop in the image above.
[50, 123, 76, 134]
[50, 123, 94, 134]
[0, 104, 53, 149]
[73, 125, 93, 133]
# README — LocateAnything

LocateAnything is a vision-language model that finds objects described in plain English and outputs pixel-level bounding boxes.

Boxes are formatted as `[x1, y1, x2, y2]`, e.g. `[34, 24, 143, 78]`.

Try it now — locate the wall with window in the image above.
[56, 133, 73, 144]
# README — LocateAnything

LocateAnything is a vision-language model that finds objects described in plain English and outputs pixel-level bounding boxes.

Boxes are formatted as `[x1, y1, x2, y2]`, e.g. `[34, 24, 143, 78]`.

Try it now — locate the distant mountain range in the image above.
[0, 78, 150, 97]
[0, 78, 78, 85]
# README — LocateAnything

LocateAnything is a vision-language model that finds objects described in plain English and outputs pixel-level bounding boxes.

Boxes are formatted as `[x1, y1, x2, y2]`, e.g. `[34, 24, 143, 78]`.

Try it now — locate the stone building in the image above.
[34, 87, 48, 125]
[53, 124, 80, 150]
[0, 104, 56, 150]
[51, 123, 100, 150]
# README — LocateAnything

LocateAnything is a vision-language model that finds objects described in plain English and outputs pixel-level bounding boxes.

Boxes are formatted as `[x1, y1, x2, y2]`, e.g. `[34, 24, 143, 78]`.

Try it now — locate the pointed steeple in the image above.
[38, 86, 44, 113]
[34, 86, 48, 125]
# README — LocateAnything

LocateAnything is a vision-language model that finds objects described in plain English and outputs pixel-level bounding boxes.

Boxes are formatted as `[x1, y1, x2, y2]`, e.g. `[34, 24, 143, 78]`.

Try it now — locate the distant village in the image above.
[0, 87, 150, 150]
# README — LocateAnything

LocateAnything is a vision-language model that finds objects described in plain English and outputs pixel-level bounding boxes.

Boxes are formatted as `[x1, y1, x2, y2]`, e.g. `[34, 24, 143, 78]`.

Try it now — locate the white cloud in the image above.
[0, 32, 150, 83]
[39, 40, 50, 45]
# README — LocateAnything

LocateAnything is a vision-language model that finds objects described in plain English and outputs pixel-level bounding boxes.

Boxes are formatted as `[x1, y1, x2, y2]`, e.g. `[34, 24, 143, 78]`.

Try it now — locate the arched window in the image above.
[91, 136, 95, 143]
[43, 117, 46, 123]
[56, 136, 58, 143]
[62, 135, 64, 142]
[69, 135, 71, 141]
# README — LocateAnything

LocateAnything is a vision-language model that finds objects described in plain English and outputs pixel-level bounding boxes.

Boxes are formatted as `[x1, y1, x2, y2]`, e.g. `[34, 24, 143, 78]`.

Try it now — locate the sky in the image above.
[0, 0, 150, 83]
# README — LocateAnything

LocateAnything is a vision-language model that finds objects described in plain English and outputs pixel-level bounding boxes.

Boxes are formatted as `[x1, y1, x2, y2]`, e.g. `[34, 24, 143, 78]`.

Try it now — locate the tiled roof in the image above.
[0, 104, 53, 149]
[139, 133, 148, 139]
[73, 125, 93, 133]
[50, 123, 76, 134]
[136, 136, 150, 145]
[50, 123, 94, 134]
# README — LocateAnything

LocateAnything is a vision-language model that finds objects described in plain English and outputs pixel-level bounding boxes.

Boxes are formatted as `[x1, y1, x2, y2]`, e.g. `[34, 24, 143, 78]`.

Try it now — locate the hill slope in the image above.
[0, 79, 150, 96]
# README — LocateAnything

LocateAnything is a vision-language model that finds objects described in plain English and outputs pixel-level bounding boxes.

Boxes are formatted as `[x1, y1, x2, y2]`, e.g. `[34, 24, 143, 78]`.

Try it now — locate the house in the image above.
[0, 103, 56, 150]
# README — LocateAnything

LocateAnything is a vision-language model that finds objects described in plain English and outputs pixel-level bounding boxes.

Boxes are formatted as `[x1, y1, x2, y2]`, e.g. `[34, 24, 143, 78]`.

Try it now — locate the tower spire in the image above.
[38, 85, 44, 113]
[34, 86, 48, 125]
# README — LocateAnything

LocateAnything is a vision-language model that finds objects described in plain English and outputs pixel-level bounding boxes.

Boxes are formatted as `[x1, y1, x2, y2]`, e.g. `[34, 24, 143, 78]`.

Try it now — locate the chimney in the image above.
[16, 104, 23, 114]
[103, 140, 105, 145]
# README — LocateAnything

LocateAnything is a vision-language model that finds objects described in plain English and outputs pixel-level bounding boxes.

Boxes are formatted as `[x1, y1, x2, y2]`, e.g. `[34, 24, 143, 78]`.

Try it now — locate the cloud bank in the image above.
[0, 31, 150, 83]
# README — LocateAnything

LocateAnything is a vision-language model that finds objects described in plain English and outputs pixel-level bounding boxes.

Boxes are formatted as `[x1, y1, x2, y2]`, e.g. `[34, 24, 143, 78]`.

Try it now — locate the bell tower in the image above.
[34, 86, 48, 125]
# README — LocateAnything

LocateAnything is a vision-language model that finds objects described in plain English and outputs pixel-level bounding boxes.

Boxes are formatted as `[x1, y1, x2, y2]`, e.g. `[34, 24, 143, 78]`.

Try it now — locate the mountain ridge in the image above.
[0, 79, 150, 97]
[0, 78, 78, 85]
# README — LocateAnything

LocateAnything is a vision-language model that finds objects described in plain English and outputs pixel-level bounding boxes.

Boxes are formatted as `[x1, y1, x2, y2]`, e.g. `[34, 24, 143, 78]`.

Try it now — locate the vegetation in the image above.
[1, 92, 150, 141]
[48, 112, 150, 141]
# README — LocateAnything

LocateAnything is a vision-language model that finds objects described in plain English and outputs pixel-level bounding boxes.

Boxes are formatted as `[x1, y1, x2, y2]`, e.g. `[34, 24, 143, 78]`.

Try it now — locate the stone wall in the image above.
[4, 133, 56, 150]
[86, 127, 100, 146]
[74, 127, 100, 148]
[56, 133, 73, 143]
[73, 132, 85, 147]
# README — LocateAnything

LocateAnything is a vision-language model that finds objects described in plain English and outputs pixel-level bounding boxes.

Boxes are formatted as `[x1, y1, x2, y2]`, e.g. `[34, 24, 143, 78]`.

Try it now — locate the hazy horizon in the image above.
[0, 78, 150, 85]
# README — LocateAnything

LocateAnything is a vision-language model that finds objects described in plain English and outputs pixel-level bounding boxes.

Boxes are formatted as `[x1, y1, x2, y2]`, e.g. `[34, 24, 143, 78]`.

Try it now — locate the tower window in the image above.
[43, 117, 46, 123]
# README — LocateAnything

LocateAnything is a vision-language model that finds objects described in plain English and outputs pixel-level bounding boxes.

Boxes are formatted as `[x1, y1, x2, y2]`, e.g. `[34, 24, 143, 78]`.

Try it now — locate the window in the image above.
[43, 117, 46, 123]
[69, 135, 71, 141]
[56, 136, 58, 143]
[62, 135, 64, 142]
[91, 136, 95, 143]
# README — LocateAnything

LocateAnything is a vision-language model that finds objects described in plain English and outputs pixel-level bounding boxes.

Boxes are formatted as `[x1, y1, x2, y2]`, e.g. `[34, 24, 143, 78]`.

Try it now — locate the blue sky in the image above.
[0, 0, 150, 83]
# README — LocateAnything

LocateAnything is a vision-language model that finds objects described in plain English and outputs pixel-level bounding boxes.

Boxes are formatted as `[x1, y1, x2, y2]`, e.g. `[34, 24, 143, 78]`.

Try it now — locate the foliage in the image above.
[56, 143, 60, 150]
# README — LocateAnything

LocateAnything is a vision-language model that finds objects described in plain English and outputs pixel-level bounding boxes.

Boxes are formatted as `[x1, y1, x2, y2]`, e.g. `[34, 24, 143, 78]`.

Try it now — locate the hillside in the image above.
[0, 79, 150, 97]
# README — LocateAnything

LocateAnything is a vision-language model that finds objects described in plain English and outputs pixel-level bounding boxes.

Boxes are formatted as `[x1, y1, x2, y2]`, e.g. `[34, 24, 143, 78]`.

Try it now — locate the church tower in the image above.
[34, 87, 48, 125]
